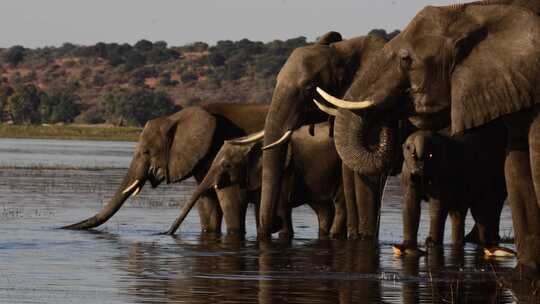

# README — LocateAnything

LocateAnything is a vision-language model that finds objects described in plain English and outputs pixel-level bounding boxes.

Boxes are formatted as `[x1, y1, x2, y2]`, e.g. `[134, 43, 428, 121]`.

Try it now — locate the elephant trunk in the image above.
[334, 108, 396, 175]
[165, 171, 215, 235]
[258, 87, 301, 236]
[61, 172, 142, 230]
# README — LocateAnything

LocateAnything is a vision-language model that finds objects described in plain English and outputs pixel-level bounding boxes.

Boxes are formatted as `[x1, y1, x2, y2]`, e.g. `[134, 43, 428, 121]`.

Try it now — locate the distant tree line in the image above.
[0, 82, 178, 127]
[0, 29, 399, 126]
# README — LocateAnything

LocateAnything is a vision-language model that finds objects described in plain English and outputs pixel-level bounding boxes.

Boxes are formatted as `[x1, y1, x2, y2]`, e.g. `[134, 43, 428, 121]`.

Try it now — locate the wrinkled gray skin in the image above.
[166, 123, 346, 238]
[259, 31, 391, 239]
[320, 1, 540, 282]
[62, 103, 268, 233]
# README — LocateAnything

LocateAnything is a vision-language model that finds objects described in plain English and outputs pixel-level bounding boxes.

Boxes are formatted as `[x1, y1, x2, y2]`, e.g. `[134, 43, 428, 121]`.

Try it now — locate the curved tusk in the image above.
[313, 99, 338, 116]
[227, 130, 265, 145]
[316, 87, 374, 110]
[262, 130, 293, 150]
[132, 186, 142, 196]
[122, 180, 140, 194]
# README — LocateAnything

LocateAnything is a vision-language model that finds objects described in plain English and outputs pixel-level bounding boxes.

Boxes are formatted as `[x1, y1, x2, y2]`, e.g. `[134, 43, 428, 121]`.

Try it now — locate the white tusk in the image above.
[132, 186, 141, 196]
[122, 180, 140, 194]
[313, 99, 338, 116]
[316, 87, 374, 110]
[227, 130, 265, 145]
[262, 130, 293, 150]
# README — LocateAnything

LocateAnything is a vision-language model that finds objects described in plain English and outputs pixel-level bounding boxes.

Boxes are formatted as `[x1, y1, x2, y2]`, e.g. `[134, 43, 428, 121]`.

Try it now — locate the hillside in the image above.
[0, 30, 398, 127]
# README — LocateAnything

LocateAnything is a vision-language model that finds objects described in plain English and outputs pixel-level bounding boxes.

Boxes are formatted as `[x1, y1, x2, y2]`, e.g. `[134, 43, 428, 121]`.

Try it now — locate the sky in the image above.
[0, 0, 456, 48]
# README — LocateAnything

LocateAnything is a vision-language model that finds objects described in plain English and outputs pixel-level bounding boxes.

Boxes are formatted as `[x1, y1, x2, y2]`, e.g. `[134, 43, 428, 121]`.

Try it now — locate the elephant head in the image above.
[259, 32, 387, 235]
[165, 131, 265, 235]
[403, 131, 451, 178]
[62, 107, 218, 229]
[317, 3, 540, 175]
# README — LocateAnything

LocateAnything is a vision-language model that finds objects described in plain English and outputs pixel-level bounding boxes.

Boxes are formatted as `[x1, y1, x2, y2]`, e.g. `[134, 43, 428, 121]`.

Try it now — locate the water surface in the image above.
[0, 138, 518, 303]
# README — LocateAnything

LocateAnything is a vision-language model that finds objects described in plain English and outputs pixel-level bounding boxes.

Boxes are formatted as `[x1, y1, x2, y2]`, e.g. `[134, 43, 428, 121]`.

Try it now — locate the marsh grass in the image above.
[0, 124, 141, 141]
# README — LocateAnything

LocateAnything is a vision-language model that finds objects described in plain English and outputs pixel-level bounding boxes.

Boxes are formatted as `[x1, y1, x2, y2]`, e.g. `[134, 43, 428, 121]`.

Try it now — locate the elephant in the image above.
[164, 122, 346, 238]
[394, 126, 507, 256]
[258, 31, 393, 239]
[62, 103, 268, 233]
[396, 130, 468, 255]
[316, 1, 540, 285]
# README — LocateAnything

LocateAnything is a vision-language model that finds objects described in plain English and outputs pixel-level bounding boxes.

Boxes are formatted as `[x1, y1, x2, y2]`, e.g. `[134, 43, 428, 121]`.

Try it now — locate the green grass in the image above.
[0, 124, 141, 141]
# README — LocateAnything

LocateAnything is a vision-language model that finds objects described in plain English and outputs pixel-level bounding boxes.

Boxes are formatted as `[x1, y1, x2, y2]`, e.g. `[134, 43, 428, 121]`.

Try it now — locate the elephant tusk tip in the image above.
[262, 130, 293, 150]
[313, 98, 338, 116]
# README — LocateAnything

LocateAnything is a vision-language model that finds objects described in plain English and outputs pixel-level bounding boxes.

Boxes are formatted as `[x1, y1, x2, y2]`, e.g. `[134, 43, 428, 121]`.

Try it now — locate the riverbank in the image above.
[0, 124, 141, 141]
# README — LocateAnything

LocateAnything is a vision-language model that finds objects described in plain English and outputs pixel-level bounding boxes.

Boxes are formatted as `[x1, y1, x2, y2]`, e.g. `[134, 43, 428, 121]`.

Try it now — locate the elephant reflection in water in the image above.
[399, 247, 510, 304]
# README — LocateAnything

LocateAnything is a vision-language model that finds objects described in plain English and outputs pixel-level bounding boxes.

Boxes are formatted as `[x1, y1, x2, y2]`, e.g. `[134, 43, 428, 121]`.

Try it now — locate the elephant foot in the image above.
[392, 243, 426, 257]
[499, 264, 540, 303]
[278, 231, 293, 240]
[484, 246, 516, 258]
[358, 233, 377, 242]
[330, 232, 347, 240]
[425, 237, 443, 248]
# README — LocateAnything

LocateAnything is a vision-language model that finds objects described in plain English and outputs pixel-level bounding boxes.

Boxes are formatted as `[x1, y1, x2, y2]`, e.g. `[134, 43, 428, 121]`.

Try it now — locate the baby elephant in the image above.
[164, 122, 346, 238]
[394, 130, 467, 255]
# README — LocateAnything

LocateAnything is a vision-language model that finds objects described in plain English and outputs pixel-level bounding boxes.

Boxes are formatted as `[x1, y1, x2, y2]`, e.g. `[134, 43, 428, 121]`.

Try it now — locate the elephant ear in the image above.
[164, 107, 217, 183]
[316, 31, 343, 45]
[449, 6, 540, 134]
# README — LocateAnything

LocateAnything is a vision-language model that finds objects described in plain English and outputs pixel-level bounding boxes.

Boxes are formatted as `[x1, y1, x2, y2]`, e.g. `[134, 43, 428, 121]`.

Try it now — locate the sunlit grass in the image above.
[0, 124, 141, 141]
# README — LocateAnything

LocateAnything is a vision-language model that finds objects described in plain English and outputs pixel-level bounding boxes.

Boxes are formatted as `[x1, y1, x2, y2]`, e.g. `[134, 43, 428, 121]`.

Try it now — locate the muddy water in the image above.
[0, 138, 518, 303]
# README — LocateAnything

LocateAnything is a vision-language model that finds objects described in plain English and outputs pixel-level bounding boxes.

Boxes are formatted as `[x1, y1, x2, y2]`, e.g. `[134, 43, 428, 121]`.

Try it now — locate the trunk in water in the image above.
[61, 170, 140, 230]
[165, 171, 216, 235]
[334, 108, 396, 175]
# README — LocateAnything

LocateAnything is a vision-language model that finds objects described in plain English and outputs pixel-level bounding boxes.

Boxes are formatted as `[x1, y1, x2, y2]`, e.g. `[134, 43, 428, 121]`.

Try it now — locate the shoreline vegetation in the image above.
[0, 124, 141, 141]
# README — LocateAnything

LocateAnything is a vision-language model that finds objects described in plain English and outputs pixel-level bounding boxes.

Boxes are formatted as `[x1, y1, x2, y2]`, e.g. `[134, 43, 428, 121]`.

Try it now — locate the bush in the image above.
[101, 88, 177, 126]
[74, 106, 105, 124]
[6, 84, 42, 124]
[39, 90, 80, 123]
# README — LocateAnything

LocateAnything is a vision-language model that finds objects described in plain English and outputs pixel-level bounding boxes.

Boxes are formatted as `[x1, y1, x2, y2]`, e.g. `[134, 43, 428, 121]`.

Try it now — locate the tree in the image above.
[6, 85, 42, 124]
[0, 84, 14, 123]
[39, 90, 80, 123]
[134, 39, 153, 52]
[3, 46, 26, 66]
[101, 88, 177, 126]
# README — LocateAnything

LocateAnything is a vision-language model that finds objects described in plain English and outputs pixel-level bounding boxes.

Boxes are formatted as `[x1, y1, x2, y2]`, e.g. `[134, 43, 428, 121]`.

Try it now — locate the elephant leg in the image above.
[196, 193, 222, 234]
[342, 164, 359, 238]
[426, 198, 448, 247]
[449, 209, 465, 247]
[505, 149, 540, 273]
[469, 192, 503, 246]
[216, 185, 247, 235]
[330, 188, 347, 239]
[276, 206, 293, 239]
[355, 172, 384, 240]
[311, 201, 334, 237]
[402, 184, 421, 248]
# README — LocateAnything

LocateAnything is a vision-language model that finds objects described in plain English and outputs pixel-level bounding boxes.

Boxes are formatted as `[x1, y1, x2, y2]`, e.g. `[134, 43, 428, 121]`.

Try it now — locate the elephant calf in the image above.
[395, 130, 468, 255]
[395, 125, 507, 255]
[165, 122, 346, 238]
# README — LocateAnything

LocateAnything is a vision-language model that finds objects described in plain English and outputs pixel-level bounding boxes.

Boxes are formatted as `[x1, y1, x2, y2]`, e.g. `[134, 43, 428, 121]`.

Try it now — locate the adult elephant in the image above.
[62, 103, 268, 233]
[165, 122, 346, 238]
[259, 31, 390, 238]
[316, 2, 540, 285]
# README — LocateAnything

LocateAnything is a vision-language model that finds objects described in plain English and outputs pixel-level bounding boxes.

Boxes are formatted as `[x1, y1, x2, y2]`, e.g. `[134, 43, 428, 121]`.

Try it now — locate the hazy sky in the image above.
[0, 0, 456, 48]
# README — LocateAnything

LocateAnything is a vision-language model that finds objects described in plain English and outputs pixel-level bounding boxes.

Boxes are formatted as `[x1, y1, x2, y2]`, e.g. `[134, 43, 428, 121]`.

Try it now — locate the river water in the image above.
[0, 138, 518, 303]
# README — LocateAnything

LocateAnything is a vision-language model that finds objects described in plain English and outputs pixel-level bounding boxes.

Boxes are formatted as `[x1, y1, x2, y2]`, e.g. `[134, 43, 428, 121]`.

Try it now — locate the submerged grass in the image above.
[0, 124, 141, 141]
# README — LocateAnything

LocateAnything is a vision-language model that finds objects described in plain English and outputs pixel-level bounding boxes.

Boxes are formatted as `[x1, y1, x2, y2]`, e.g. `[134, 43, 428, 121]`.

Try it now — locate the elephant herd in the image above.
[64, 0, 540, 294]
